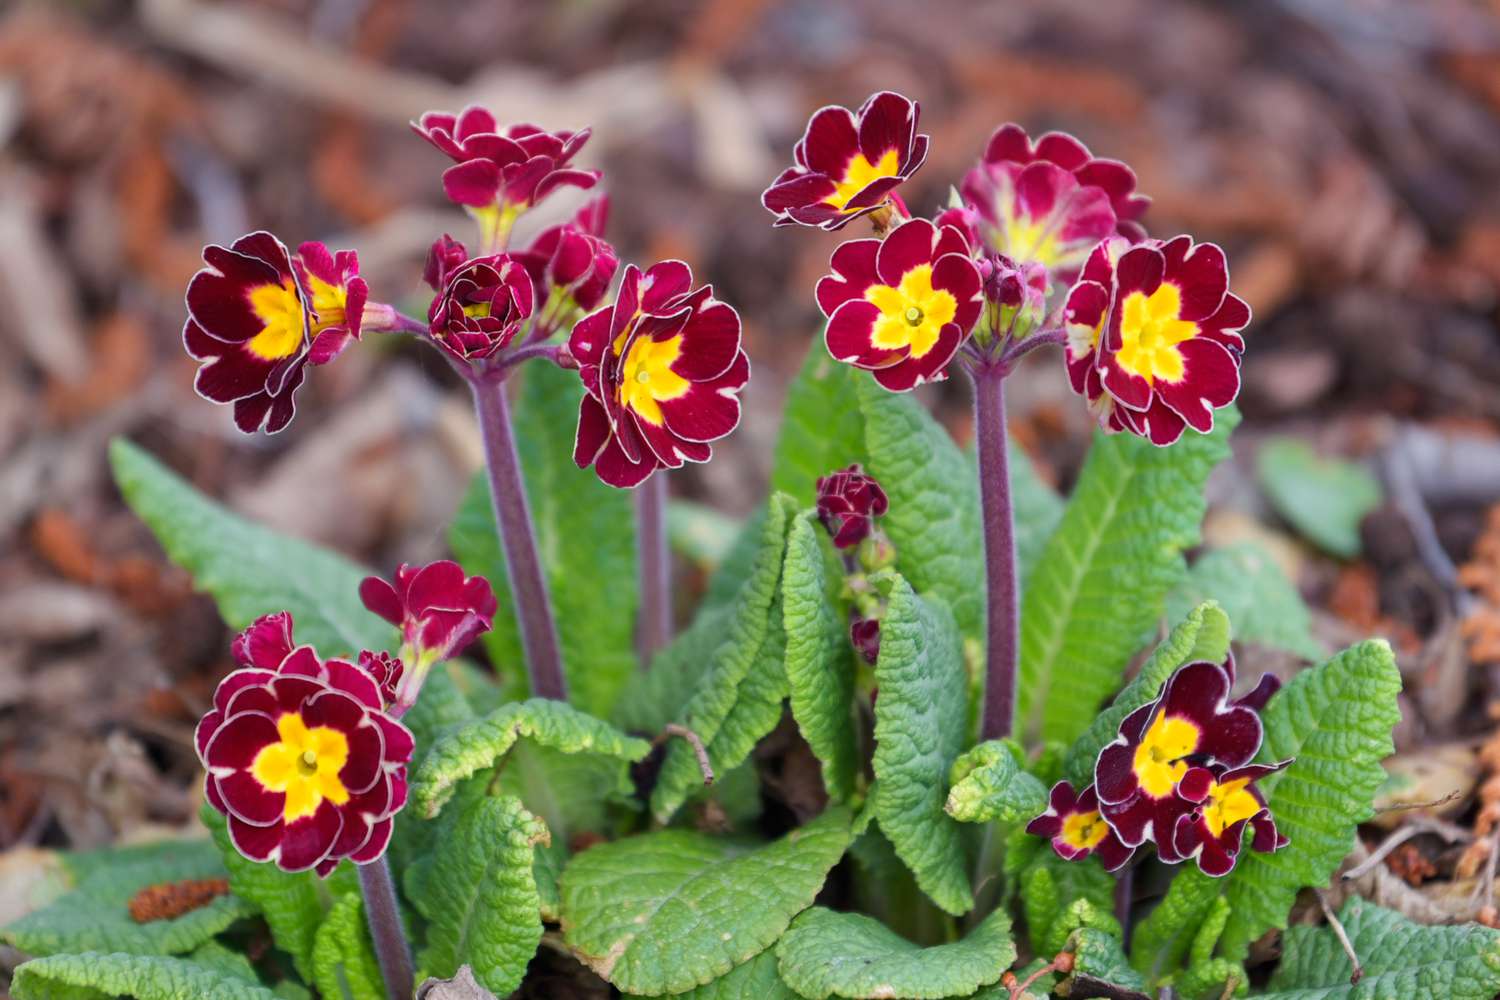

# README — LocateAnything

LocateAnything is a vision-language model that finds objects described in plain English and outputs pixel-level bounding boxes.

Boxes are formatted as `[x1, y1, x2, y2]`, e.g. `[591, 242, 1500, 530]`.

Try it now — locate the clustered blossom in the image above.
[816, 464, 889, 549]
[359, 560, 496, 709]
[425, 247, 536, 364]
[516, 196, 619, 334]
[1028, 655, 1290, 877]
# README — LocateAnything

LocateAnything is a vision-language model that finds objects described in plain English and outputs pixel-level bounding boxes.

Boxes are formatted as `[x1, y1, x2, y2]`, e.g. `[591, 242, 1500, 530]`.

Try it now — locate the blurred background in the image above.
[3, 0, 1500, 929]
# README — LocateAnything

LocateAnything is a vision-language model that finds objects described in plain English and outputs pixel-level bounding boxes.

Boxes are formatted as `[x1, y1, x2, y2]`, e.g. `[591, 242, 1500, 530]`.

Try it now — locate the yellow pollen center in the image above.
[1131, 712, 1200, 799]
[1061, 809, 1110, 851]
[245, 280, 307, 361]
[1115, 283, 1198, 384]
[1202, 778, 1261, 838]
[462, 300, 492, 320]
[1002, 216, 1063, 269]
[249, 713, 350, 823]
[865, 265, 957, 360]
[305, 275, 348, 334]
[618, 333, 690, 427]
[826, 148, 901, 212]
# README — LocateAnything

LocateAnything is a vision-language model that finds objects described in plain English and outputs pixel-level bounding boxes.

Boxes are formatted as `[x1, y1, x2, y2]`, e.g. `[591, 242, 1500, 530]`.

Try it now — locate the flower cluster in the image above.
[1027, 655, 1290, 877]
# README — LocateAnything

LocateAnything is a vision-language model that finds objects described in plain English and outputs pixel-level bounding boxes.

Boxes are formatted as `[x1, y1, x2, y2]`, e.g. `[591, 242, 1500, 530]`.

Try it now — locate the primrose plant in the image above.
[8, 92, 1476, 1000]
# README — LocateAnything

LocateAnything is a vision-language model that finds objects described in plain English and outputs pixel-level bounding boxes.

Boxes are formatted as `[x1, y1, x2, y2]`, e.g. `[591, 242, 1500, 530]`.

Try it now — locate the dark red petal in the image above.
[1033, 131, 1091, 170]
[323, 659, 384, 711]
[762, 173, 838, 215]
[816, 239, 882, 316]
[351, 817, 395, 864]
[930, 253, 984, 334]
[213, 667, 277, 713]
[801, 105, 861, 177]
[455, 105, 497, 140]
[358, 577, 403, 627]
[1153, 338, 1240, 433]
[671, 300, 741, 382]
[1112, 244, 1166, 300]
[1097, 352, 1154, 412]
[1169, 240, 1229, 322]
[228, 814, 283, 862]
[374, 714, 415, 764]
[407, 560, 469, 614]
[875, 219, 938, 287]
[659, 353, 749, 443]
[983, 123, 1035, 165]
[640, 260, 694, 313]
[1013, 161, 1073, 225]
[825, 300, 903, 370]
[442, 160, 502, 207]
[204, 712, 279, 771]
[841, 175, 904, 213]
[1095, 834, 1136, 872]
[593, 434, 660, 488]
[1233, 674, 1281, 712]
[1177, 767, 1215, 803]
[278, 800, 343, 872]
[856, 91, 917, 165]
[216, 769, 287, 827]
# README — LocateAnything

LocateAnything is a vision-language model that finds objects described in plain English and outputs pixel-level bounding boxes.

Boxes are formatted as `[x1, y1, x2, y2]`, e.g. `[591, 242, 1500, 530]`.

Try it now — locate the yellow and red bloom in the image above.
[197, 614, 413, 876]
[817, 219, 983, 391]
[1027, 781, 1136, 871]
[960, 123, 1148, 276]
[762, 91, 929, 231]
[427, 253, 536, 364]
[184, 234, 367, 434]
[1064, 236, 1250, 446]
[516, 195, 619, 329]
[816, 464, 889, 549]
[1169, 761, 1291, 876]
[359, 560, 497, 667]
[569, 261, 749, 488]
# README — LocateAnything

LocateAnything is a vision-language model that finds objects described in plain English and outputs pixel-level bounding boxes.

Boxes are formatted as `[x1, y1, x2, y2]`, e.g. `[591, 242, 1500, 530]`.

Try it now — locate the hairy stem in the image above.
[635, 472, 672, 667]
[357, 857, 414, 1000]
[972, 365, 1019, 741]
[471, 377, 568, 700]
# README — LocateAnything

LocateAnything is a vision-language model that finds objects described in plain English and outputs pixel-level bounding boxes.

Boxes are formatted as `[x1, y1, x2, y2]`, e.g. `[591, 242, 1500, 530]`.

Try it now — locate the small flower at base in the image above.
[1169, 760, 1292, 876]
[1026, 781, 1135, 871]
[816, 464, 889, 549]
[359, 561, 497, 682]
[850, 617, 881, 665]
[427, 253, 535, 366]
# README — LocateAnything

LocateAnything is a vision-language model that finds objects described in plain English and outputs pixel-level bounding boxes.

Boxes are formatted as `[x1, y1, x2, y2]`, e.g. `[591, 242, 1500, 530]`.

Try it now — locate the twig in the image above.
[658, 724, 714, 786]
[1316, 888, 1364, 985]
[1218, 978, 1240, 1000]
[1373, 787, 1463, 814]
[1469, 825, 1500, 913]
[1005, 950, 1074, 999]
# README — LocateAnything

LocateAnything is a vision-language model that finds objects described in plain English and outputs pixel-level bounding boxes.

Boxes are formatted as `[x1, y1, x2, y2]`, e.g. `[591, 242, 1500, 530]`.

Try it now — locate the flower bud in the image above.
[816, 464, 890, 549]
[426, 255, 535, 364]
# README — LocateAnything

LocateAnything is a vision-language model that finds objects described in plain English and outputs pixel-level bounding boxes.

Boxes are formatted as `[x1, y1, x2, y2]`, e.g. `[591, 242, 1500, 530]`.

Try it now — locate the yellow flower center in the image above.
[1000, 216, 1063, 269]
[1060, 809, 1110, 851]
[865, 265, 957, 360]
[1202, 777, 1261, 838]
[245, 280, 307, 361]
[305, 275, 348, 334]
[1115, 283, 1198, 384]
[826, 149, 901, 212]
[618, 333, 690, 427]
[1131, 712, 1200, 798]
[249, 713, 350, 823]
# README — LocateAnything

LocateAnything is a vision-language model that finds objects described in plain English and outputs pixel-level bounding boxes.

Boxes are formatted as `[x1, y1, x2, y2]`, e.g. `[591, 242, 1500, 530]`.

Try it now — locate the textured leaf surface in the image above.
[449, 363, 637, 715]
[769, 342, 868, 506]
[945, 740, 1047, 824]
[312, 891, 385, 1000]
[872, 575, 973, 916]
[1256, 438, 1382, 559]
[775, 905, 1015, 1000]
[559, 807, 852, 995]
[412, 698, 650, 817]
[1019, 852, 1115, 957]
[1068, 926, 1148, 997]
[11, 952, 281, 1000]
[2, 838, 251, 958]
[1218, 640, 1401, 959]
[626, 950, 800, 1000]
[612, 602, 733, 735]
[203, 805, 321, 979]
[418, 795, 548, 997]
[1167, 544, 1325, 660]
[110, 438, 389, 656]
[1262, 897, 1500, 999]
[783, 511, 858, 800]
[1017, 409, 1238, 743]
[1130, 863, 1225, 979]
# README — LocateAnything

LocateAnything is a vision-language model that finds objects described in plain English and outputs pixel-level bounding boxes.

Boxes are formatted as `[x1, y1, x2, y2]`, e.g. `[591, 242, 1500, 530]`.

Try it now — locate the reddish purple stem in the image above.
[357, 857, 414, 1000]
[972, 364, 1019, 741]
[635, 471, 672, 666]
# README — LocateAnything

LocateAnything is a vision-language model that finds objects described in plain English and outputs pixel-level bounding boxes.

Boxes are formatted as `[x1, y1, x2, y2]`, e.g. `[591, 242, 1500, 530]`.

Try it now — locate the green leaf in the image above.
[783, 511, 858, 801]
[774, 905, 1016, 1000]
[626, 949, 800, 1000]
[1007, 441, 1063, 586]
[417, 795, 548, 997]
[1190, 896, 1231, 968]
[1175, 958, 1247, 999]
[669, 500, 743, 571]
[2, 838, 253, 958]
[1017, 409, 1239, 744]
[411, 698, 650, 818]
[1068, 926, 1148, 998]
[203, 805, 321, 979]
[612, 602, 733, 735]
[390, 664, 478, 880]
[1043, 898, 1121, 959]
[872, 575, 973, 916]
[944, 740, 1047, 824]
[448, 363, 637, 716]
[769, 342, 869, 505]
[1129, 863, 1225, 980]
[559, 806, 852, 995]
[312, 891, 386, 1000]
[109, 438, 389, 656]
[1167, 543, 1325, 660]
[1261, 896, 1500, 999]
[11, 952, 282, 1000]
[1063, 602, 1231, 788]
[1018, 853, 1114, 957]
[1217, 639, 1402, 959]
[491, 739, 637, 846]
[1256, 438, 1382, 559]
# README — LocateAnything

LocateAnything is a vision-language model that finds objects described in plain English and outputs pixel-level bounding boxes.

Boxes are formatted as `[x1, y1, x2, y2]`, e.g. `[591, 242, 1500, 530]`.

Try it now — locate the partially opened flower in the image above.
[423, 234, 470, 292]
[816, 464, 889, 549]
[516, 195, 619, 331]
[357, 650, 405, 711]
[816, 218, 983, 390]
[1027, 781, 1135, 871]
[762, 91, 929, 231]
[850, 617, 881, 665]
[1064, 236, 1250, 445]
[359, 560, 497, 671]
[1170, 761, 1291, 876]
[197, 615, 413, 875]
[426, 254, 535, 365]
[569, 261, 749, 488]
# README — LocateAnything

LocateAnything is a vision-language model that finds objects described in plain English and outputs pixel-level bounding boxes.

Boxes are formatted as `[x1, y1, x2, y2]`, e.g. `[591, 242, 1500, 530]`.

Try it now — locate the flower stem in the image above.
[635, 471, 672, 667]
[971, 364, 1019, 742]
[357, 857, 413, 1000]
[471, 377, 568, 700]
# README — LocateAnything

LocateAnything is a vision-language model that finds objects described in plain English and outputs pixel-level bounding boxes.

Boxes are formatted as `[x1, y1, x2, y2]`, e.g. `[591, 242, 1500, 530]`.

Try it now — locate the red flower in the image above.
[569, 261, 749, 488]
[1169, 761, 1291, 876]
[197, 615, 413, 875]
[1026, 781, 1135, 872]
[411, 106, 598, 219]
[960, 123, 1148, 276]
[426, 254, 535, 364]
[357, 650, 404, 710]
[1064, 236, 1250, 445]
[762, 92, 929, 231]
[816, 464, 889, 549]
[184, 234, 367, 434]
[816, 218, 983, 391]
[423, 234, 470, 292]
[359, 560, 497, 668]
[850, 617, 881, 665]
[516, 195, 619, 320]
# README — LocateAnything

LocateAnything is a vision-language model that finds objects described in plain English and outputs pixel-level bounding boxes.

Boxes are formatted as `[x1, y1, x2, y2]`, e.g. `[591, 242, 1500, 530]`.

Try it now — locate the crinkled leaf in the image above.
[390, 664, 478, 879]
[109, 438, 389, 657]
[11, 952, 282, 1000]
[1018, 849, 1115, 957]
[613, 601, 734, 735]
[559, 806, 852, 995]
[312, 891, 385, 1000]
[1175, 957, 1247, 999]
[448, 363, 637, 715]
[872, 574, 973, 916]
[783, 511, 858, 801]
[1261, 897, 1500, 999]
[775, 905, 1015, 1000]
[1256, 438, 1382, 559]
[945, 740, 1047, 824]
[202, 805, 320, 979]
[417, 795, 548, 997]
[1167, 543, 1325, 660]
[1129, 863, 1225, 980]
[626, 949, 800, 1000]
[1045, 899, 1122, 960]
[1068, 926, 1148, 998]
[492, 739, 636, 846]
[1017, 408, 1238, 743]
